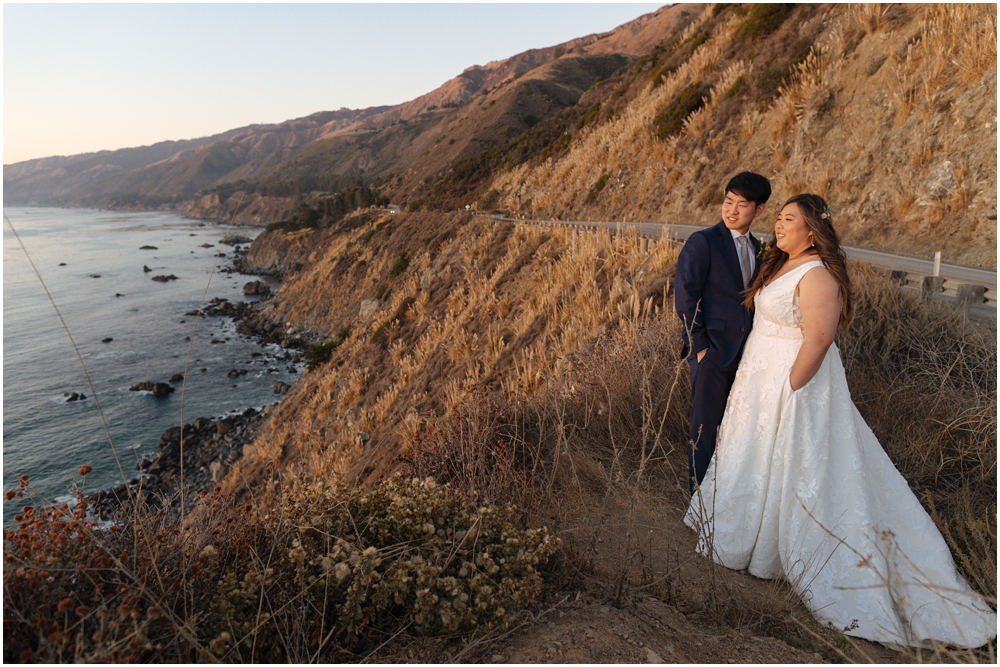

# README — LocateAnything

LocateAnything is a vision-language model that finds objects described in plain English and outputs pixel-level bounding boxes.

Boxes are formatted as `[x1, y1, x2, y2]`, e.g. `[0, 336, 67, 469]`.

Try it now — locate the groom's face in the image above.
[722, 191, 763, 234]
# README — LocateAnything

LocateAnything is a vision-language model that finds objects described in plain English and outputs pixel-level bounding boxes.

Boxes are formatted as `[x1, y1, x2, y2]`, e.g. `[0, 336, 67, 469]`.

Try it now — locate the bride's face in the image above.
[774, 203, 814, 256]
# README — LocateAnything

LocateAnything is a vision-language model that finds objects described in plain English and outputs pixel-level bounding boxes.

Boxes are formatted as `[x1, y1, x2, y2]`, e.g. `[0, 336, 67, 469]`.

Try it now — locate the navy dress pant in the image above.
[687, 356, 738, 495]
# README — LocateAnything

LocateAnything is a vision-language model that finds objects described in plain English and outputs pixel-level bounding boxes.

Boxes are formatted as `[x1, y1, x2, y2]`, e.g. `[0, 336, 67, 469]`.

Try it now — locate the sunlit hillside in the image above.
[233, 210, 679, 485]
[483, 4, 997, 268]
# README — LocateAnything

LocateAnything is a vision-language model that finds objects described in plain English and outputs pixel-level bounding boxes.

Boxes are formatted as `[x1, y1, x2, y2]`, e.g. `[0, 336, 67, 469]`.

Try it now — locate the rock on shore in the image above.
[243, 280, 271, 296]
[88, 407, 271, 519]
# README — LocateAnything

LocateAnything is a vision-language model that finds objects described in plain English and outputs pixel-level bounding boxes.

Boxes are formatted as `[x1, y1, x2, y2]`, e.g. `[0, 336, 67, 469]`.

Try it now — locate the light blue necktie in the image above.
[736, 236, 751, 288]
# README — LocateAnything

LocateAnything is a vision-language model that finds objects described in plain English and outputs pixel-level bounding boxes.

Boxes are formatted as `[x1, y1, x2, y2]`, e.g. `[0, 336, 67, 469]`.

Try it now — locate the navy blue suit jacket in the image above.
[675, 221, 761, 369]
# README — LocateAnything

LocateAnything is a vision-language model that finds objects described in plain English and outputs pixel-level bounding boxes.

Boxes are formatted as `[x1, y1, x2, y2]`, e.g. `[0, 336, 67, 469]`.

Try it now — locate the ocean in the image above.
[3, 208, 297, 525]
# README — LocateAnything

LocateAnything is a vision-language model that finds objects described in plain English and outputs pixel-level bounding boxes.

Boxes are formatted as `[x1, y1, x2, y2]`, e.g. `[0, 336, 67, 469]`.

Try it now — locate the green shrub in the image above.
[479, 189, 501, 210]
[584, 173, 610, 204]
[733, 3, 795, 43]
[265, 204, 322, 234]
[687, 29, 711, 51]
[305, 326, 351, 370]
[789, 38, 814, 65]
[575, 103, 602, 130]
[724, 74, 747, 100]
[375, 283, 390, 300]
[536, 132, 571, 164]
[757, 65, 791, 97]
[653, 82, 708, 140]
[370, 297, 417, 343]
[388, 252, 410, 280]
[650, 62, 677, 87]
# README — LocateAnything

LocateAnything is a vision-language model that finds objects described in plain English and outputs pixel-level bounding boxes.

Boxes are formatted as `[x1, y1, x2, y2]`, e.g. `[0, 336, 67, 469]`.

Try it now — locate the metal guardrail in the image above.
[470, 212, 997, 319]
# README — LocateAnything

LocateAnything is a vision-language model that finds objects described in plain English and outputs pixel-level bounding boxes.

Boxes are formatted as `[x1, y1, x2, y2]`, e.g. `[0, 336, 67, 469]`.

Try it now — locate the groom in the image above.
[675, 171, 771, 494]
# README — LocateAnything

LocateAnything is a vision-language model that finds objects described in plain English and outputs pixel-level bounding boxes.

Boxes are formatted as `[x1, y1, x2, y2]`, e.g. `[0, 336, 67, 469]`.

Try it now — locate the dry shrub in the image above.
[402, 383, 543, 514]
[406, 311, 691, 589]
[3, 476, 556, 663]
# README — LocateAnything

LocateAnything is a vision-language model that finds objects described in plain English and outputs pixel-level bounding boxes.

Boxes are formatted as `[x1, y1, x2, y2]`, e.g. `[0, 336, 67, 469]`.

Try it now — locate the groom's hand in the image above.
[697, 349, 707, 363]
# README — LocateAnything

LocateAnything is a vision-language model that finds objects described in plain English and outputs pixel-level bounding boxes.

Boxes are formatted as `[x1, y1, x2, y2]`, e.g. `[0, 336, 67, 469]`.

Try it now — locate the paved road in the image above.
[493, 216, 996, 288]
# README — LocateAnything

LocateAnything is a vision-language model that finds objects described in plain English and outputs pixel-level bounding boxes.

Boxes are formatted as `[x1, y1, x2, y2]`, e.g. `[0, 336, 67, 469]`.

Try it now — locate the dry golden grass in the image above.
[370, 240, 992, 657]
[400, 258, 996, 661]
[231, 213, 679, 491]
[488, 3, 996, 268]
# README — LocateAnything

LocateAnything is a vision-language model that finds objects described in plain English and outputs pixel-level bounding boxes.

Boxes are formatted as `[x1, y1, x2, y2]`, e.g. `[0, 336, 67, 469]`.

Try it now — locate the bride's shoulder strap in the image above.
[800, 259, 827, 272]
[792, 260, 829, 289]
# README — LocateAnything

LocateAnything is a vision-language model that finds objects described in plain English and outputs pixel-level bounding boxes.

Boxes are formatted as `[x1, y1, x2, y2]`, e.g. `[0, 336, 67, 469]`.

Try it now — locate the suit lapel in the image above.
[715, 221, 745, 291]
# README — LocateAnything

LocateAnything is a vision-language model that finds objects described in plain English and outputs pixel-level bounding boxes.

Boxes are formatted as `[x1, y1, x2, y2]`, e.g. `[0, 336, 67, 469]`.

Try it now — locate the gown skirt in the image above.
[684, 261, 996, 648]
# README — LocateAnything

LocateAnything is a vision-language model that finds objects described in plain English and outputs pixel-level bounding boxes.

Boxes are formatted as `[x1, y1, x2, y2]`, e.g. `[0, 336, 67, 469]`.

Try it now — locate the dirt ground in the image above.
[492, 592, 824, 664]
[478, 472, 909, 664]
[372, 462, 986, 665]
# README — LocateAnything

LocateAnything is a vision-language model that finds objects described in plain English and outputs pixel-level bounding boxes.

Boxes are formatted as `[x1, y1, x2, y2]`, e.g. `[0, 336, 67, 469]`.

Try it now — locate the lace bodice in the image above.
[752, 260, 825, 340]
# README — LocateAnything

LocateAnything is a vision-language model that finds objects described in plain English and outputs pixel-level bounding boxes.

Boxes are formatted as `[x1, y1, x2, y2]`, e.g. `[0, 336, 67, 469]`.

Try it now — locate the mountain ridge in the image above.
[3, 4, 695, 209]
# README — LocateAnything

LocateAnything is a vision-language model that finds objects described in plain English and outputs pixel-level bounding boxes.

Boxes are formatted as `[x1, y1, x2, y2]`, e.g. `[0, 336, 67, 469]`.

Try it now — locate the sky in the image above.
[3, 3, 664, 165]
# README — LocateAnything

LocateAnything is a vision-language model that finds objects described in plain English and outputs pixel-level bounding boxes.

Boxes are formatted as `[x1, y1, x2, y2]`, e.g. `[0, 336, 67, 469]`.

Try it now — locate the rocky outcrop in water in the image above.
[129, 381, 174, 397]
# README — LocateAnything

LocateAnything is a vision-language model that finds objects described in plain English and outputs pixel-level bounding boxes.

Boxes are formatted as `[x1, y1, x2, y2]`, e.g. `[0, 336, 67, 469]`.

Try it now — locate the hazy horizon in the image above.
[3, 3, 663, 166]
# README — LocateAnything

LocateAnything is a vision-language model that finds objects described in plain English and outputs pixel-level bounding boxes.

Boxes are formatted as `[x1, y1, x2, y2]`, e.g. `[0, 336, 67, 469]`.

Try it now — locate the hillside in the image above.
[2, 5, 693, 212]
[1, 107, 391, 208]
[6, 4, 992, 269]
[219, 205, 993, 662]
[483, 4, 997, 268]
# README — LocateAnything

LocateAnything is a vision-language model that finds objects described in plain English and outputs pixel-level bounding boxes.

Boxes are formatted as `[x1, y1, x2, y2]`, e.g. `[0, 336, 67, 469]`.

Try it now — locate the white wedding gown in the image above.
[684, 261, 996, 648]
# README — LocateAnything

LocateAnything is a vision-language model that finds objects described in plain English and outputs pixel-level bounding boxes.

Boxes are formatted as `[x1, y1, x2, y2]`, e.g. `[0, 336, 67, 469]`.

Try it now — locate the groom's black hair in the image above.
[725, 172, 771, 206]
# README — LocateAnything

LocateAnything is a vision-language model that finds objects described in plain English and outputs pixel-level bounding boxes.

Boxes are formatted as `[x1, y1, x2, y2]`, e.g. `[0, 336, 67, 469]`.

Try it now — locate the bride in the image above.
[684, 193, 996, 648]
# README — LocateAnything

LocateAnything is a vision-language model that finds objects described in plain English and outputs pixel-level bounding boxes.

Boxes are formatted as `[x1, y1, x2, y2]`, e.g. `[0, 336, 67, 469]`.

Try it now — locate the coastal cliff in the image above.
[185, 192, 299, 225]
[224, 204, 993, 662]
[4, 4, 996, 662]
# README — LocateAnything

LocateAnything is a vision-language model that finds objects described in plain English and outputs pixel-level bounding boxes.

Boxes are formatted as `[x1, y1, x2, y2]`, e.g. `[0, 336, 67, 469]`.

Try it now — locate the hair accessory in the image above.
[820, 205, 833, 222]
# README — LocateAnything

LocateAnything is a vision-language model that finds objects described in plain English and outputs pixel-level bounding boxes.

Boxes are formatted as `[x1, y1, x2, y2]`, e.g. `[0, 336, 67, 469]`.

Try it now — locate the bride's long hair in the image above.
[742, 193, 852, 326]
